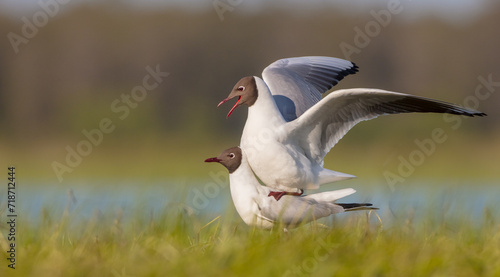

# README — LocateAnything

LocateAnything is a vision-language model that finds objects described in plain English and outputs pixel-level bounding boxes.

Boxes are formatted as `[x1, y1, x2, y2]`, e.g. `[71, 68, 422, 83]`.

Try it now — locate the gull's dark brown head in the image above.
[217, 76, 258, 118]
[204, 147, 242, 173]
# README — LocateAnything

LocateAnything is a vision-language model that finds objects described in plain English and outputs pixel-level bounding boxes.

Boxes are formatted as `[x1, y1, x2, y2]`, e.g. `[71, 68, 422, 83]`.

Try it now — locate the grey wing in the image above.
[262, 56, 358, 121]
[287, 88, 486, 164]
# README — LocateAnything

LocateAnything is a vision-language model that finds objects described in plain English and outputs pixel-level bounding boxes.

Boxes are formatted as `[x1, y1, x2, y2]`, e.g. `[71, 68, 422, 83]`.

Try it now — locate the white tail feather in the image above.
[304, 188, 356, 202]
[318, 168, 356, 186]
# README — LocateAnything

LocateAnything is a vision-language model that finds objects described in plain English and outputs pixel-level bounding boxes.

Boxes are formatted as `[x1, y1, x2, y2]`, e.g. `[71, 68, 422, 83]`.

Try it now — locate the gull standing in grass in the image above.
[217, 56, 486, 200]
[205, 147, 375, 230]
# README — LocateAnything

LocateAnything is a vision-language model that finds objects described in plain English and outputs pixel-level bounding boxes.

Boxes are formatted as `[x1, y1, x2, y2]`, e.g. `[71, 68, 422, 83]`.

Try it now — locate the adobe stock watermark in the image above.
[383, 73, 498, 191]
[213, 0, 243, 21]
[7, 0, 73, 54]
[51, 64, 169, 182]
[282, 237, 335, 276]
[339, 0, 407, 60]
[189, 170, 229, 214]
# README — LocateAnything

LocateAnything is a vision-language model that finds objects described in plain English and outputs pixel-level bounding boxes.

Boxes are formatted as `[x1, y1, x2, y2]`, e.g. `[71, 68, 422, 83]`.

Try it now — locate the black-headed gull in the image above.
[205, 147, 375, 229]
[217, 56, 486, 199]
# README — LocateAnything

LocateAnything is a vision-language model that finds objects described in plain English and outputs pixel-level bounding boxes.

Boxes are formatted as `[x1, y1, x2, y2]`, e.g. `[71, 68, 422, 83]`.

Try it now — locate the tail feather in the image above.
[318, 168, 356, 186]
[337, 202, 378, 211]
[304, 188, 356, 202]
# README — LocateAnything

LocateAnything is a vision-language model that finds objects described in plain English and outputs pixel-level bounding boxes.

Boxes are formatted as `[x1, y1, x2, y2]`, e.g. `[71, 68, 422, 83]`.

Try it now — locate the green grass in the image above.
[1, 129, 499, 276]
[1, 202, 499, 277]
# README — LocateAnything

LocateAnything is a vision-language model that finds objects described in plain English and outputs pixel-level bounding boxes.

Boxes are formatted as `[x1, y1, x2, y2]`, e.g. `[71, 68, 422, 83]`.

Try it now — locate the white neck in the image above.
[246, 76, 285, 128]
[229, 151, 269, 225]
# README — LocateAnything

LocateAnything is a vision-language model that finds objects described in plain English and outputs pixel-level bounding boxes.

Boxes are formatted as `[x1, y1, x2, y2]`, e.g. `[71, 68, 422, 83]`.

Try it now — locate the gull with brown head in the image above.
[205, 147, 375, 229]
[218, 56, 486, 200]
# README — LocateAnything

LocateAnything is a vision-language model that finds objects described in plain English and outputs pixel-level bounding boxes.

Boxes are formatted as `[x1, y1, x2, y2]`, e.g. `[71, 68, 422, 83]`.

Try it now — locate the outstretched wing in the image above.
[285, 88, 486, 164]
[262, 56, 358, 121]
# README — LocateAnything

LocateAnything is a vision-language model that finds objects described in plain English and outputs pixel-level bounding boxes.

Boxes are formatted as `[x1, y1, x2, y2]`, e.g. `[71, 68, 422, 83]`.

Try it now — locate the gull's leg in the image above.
[268, 189, 304, 201]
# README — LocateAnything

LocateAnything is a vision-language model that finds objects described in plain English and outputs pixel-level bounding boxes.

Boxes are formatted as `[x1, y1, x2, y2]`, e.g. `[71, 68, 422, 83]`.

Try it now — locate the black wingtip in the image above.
[351, 62, 359, 74]
[335, 62, 359, 84]
[343, 62, 359, 76]
[454, 110, 486, 117]
[337, 203, 378, 211]
[390, 96, 488, 118]
[322, 62, 360, 92]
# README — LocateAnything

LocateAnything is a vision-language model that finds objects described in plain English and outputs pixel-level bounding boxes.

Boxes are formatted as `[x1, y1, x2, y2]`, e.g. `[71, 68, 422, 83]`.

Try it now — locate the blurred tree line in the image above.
[0, 3, 499, 143]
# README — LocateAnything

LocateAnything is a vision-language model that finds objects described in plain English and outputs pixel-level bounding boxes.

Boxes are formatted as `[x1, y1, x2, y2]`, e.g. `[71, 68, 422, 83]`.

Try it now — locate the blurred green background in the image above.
[0, 0, 499, 185]
[1, 3, 499, 275]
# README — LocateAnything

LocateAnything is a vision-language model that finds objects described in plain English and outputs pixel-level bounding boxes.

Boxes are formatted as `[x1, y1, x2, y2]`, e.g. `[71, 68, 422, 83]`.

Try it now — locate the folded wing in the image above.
[258, 195, 343, 226]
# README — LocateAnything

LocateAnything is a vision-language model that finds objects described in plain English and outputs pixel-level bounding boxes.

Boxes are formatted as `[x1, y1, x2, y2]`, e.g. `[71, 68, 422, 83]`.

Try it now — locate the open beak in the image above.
[217, 96, 242, 118]
[204, 157, 221, 163]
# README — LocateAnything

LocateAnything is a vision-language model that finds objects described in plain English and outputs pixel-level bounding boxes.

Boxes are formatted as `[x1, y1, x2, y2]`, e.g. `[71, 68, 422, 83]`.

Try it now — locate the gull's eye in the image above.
[228, 153, 235, 159]
[237, 86, 245, 91]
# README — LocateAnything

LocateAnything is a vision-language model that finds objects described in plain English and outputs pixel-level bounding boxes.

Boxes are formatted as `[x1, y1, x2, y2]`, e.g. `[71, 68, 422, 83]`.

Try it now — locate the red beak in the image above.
[205, 157, 221, 163]
[217, 96, 242, 118]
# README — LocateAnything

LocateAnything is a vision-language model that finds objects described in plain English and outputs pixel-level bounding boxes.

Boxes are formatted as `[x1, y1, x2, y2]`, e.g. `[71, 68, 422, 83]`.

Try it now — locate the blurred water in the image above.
[1, 179, 499, 227]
